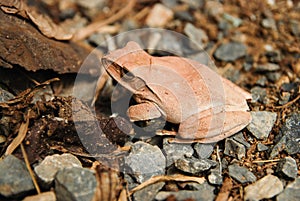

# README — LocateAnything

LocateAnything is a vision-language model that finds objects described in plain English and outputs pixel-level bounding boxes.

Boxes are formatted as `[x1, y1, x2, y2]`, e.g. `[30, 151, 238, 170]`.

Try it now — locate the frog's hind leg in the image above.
[177, 111, 252, 143]
[127, 102, 162, 121]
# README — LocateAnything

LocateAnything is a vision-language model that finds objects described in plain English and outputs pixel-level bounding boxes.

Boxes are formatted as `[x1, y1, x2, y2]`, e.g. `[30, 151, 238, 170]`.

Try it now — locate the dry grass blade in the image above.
[21, 143, 41, 194]
[129, 174, 205, 196]
[215, 177, 233, 201]
[72, 0, 136, 41]
[4, 113, 29, 156]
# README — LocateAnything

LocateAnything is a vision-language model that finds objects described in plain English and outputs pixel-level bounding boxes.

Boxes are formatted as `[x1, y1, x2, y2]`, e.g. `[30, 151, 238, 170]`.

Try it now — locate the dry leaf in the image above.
[0, 0, 72, 40]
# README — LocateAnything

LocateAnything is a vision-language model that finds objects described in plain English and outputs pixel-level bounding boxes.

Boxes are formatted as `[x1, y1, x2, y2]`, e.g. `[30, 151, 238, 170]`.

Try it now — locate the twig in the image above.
[21, 143, 41, 194]
[4, 114, 30, 156]
[72, 0, 136, 41]
[129, 174, 205, 196]
[274, 94, 300, 109]
[252, 159, 281, 163]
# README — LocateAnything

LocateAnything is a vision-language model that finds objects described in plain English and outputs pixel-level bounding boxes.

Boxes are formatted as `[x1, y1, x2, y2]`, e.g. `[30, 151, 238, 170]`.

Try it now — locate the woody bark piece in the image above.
[0, 9, 99, 75]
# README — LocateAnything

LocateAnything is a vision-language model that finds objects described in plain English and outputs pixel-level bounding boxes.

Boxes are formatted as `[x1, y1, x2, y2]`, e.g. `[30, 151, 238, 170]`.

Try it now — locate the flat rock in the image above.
[244, 174, 283, 201]
[208, 167, 223, 185]
[247, 111, 277, 139]
[228, 164, 256, 184]
[175, 157, 217, 174]
[55, 167, 97, 201]
[214, 42, 247, 61]
[0, 155, 35, 198]
[163, 139, 194, 166]
[23, 191, 56, 201]
[194, 143, 215, 159]
[232, 132, 250, 148]
[133, 182, 165, 201]
[224, 138, 246, 160]
[145, 4, 174, 27]
[125, 141, 166, 183]
[34, 154, 82, 188]
[276, 177, 300, 201]
[155, 182, 215, 201]
[276, 156, 298, 179]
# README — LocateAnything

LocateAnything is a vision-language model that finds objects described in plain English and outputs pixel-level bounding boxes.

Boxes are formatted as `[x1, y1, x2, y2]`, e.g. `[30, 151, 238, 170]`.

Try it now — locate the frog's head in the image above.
[101, 41, 151, 93]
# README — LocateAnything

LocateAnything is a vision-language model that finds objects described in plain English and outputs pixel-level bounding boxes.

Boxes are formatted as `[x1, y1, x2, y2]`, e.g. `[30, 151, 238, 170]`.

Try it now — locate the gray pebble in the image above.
[175, 157, 217, 174]
[290, 19, 300, 37]
[224, 138, 246, 160]
[194, 143, 215, 159]
[34, 154, 82, 188]
[250, 86, 267, 103]
[55, 167, 97, 201]
[0, 87, 14, 103]
[223, 13, 243, 27]
[247, 111, 277, 139]
[214, 42, 247, 62]
[276, 177, 300, 201]
[0, 155, 35, 197]
[276, 156, 298, 179]
[270, 113, 300, 158]
[155, 182, 215, 201]
[125, 141, 166, 183]
[228, 164, 256, 184]
[266, 72, 282, 82]
[133, 182, 165, 201]
[262, 18, 277, 30]
[255, 63, 280, 72]
[257, 143, 269, 151]
[232, 132, 250, 148]
[184, 23, 208, 49]
[163, 138, 194, 166]
[208, 167, 223, 185]
[244, 174, 283, 201]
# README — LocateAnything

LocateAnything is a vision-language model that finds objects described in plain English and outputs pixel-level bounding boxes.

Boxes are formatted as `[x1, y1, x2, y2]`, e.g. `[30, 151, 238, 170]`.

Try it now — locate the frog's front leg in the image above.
[127, 102, 162, 121]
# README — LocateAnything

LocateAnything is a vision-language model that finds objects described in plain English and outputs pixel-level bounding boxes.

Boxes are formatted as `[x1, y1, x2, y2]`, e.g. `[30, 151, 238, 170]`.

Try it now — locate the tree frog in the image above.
[101, 41, 252, 143]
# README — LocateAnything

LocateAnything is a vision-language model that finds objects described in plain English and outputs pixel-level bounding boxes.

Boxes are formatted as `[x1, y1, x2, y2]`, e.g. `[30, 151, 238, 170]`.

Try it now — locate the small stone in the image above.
[155, 183, 215, 201]
[223, 13, 243, 27]
[175, 157, 217, 174]
[55, 167, 97, 201]
[266, 72, 281, 82]
[262, 18, 277, 30]
[257, 143, 269, 151]
[194, 143, 215, 159]
[204, 1, 224, 18]
[244, 174, 283, 201]
[221, 65, 240, 82]
[146, 4, 174, 27]
[23, 191, 56, 201]
[0, 87, 14, 102]
[270, 113, 300, 158]
[174, 11, 194, 22]
[232, 132, 250, 148]
[34, 154, 82, 188]
[208, 167, 223, 185]
[133, 182, 165, 201]
[224, 138, 246, 160]
[279, 92, 291, 105]
[247, 111, 277, 139]
[255, 63, 280, 72]
[228, 164, 256, 184]
[163, 138, 194, 166]
[125, 141, 166, 183]
[250, 86, 267, 103]
[184, 23, 208, 48]
[276, 177, 300, 201]
[290, 19, 300, 37]
[276, 157, 298, 179]
[255, 76, 268, 86]
[0, 155, 35, 197]
[214, 42, 247, 62]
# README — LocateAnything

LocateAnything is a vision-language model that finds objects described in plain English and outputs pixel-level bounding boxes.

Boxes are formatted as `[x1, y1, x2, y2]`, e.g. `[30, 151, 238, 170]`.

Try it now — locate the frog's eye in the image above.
[121, 68, 135, 81]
